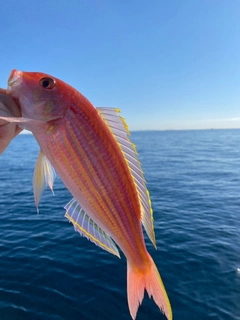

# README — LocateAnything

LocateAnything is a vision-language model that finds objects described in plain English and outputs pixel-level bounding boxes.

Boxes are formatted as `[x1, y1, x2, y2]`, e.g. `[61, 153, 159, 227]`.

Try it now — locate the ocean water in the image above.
[0, 130, 240, 320]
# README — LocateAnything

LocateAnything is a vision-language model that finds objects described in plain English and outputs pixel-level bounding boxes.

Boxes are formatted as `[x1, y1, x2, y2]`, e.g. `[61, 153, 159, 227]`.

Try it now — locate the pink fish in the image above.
[0, 70, 172, 320]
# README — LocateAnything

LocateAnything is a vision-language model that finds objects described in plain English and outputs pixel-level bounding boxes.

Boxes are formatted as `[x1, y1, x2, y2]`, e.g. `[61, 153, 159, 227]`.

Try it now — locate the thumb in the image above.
[0, 88, 7, 94]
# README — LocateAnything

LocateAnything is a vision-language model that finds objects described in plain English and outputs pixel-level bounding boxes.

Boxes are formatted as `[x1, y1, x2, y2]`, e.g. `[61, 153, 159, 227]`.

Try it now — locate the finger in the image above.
[0, 88, 7, 94]
[0, 94, 21, 117]
[14, 125, 23, 137]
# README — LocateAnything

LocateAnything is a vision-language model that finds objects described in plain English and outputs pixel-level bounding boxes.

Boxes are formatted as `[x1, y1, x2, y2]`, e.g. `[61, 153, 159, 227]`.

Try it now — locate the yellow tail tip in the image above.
[127, 255, 172, 320]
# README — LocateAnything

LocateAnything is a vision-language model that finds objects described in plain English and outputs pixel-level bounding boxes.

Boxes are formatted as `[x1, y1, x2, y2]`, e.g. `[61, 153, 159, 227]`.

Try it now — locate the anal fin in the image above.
[65, 198, 120, 258]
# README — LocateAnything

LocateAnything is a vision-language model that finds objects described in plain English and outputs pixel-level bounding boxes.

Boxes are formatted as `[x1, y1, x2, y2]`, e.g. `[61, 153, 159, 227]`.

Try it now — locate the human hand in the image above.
[0, 88, 22, 154]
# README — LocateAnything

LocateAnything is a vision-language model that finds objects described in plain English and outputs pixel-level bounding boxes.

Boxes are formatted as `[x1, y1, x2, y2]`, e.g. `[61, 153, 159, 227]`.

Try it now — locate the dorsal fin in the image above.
[33, 149, 56, 211]
[97, 107, 156, 248]
[65, 198, 120, 257]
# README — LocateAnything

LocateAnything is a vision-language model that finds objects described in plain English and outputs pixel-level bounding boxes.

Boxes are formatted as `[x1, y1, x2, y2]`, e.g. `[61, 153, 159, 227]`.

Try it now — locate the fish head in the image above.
[7, 69, 70, 122]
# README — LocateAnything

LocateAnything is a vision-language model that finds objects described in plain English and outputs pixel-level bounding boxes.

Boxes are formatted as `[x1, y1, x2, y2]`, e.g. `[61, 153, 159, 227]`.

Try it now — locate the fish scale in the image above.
[47, 109, 143, 258]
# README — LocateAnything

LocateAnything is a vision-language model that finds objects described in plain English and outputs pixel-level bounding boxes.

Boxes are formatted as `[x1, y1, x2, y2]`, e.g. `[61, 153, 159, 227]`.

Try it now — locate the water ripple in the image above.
[1, 131, 240, 319]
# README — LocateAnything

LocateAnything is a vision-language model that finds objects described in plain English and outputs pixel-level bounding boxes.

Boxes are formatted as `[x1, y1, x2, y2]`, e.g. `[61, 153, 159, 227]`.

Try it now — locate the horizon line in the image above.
[20, 127, 240, 134]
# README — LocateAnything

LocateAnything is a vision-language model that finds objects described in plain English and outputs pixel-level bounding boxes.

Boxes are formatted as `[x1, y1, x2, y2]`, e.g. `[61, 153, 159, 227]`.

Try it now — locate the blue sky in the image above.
[1, 0, 240, 130]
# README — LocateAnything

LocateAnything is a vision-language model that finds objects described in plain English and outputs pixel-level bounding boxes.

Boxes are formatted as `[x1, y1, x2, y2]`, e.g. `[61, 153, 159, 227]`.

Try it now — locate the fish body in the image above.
[1, 70, 172, 320]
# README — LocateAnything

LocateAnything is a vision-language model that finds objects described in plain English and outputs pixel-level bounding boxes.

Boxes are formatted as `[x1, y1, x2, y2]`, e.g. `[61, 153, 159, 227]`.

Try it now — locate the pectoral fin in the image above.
[65, 198, 120, 258]
[33, 150, 56, 210]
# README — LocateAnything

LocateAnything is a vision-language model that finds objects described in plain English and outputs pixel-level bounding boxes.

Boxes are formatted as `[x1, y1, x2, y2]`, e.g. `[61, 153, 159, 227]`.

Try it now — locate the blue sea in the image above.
[0, 130, 240, 320]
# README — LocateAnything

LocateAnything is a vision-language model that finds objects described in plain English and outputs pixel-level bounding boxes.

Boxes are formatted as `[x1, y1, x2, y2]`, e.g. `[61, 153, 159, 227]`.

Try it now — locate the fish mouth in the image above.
[7, 69, 23, 89]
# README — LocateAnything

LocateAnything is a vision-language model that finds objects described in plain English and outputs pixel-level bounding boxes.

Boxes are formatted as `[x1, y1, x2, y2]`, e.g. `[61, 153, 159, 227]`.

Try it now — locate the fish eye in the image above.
[39, 77, 55, 89]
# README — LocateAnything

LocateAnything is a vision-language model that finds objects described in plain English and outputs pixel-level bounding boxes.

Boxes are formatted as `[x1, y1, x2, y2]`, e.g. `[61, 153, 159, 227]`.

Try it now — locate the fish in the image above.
[0, 69, 172, 320]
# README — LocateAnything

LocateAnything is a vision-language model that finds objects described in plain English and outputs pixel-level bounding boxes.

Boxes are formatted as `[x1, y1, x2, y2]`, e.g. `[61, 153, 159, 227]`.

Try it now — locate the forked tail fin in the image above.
[127, 253, 172, 320]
